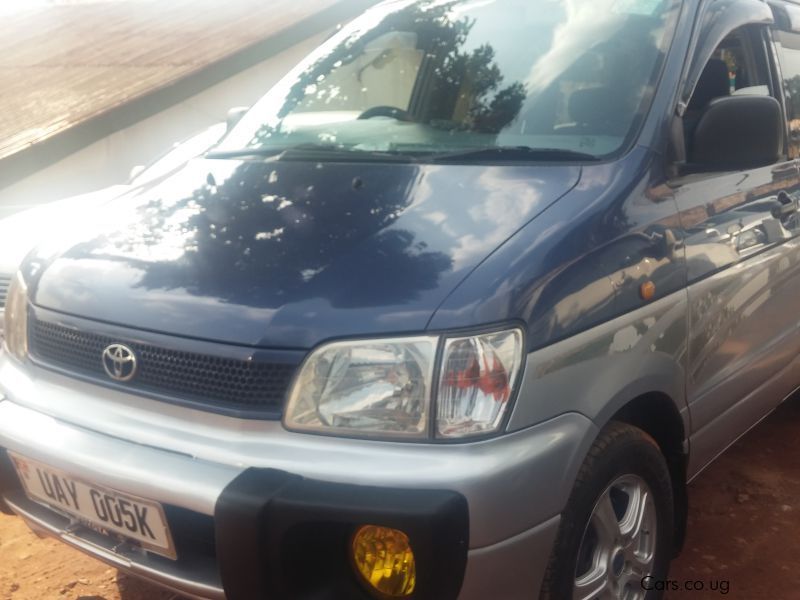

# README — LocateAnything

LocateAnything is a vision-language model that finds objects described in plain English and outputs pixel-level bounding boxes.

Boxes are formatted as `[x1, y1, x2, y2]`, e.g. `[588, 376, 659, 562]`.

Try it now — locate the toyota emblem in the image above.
[102, 344, 138, 382]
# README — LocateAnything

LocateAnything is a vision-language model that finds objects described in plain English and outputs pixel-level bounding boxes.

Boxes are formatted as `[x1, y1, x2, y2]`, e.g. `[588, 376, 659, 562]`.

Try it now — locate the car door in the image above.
[670, 14, 800, 477]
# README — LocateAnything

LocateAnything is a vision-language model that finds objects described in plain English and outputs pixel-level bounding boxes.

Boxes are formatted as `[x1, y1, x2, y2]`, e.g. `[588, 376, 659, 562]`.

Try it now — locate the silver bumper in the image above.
[0, 356, 596, 599]
[0, 400, 241, 515]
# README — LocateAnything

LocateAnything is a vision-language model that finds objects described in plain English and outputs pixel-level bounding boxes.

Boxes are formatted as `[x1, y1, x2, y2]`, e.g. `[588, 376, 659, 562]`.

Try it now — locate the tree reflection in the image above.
[79, 161, 452, 309]
[250, 0, 526, 145]
[413, 4, 526, 133]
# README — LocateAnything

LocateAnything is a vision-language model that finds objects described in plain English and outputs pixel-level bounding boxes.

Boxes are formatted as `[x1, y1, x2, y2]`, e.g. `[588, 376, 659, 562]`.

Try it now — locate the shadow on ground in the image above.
[667, 393, 800, 598]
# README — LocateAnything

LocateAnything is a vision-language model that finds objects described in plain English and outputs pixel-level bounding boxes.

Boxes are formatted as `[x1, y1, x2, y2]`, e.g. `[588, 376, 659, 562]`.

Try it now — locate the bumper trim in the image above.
[4, 491, 225, 600]
[216, 468, 470, 600]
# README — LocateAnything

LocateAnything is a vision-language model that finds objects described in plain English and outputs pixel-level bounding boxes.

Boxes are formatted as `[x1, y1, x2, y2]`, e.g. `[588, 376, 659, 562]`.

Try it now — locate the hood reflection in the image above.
[69, 160, 449, 309]
[31, 159, 580, 348]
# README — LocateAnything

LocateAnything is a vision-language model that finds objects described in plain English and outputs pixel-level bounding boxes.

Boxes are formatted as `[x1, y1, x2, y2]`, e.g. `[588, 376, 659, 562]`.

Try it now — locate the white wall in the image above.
[0, 32, 325, 219]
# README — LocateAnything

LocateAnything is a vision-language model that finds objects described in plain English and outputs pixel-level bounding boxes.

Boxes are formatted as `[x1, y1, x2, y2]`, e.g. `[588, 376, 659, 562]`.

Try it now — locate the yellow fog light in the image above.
[351, 525, 416, 597]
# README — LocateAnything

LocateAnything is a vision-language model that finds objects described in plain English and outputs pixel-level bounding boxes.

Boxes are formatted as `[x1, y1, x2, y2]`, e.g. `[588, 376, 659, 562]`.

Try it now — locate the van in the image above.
[2, 0, 799, 598]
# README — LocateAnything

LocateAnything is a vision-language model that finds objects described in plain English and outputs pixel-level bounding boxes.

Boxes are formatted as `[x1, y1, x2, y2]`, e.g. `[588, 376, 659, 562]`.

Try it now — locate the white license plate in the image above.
[9, 453, 176, 559]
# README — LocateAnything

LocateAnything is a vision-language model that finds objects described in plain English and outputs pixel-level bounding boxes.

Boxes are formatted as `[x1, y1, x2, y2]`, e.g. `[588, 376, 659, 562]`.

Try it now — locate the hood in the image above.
[0, 185, 130, 275]
[30, 159, 580, 348]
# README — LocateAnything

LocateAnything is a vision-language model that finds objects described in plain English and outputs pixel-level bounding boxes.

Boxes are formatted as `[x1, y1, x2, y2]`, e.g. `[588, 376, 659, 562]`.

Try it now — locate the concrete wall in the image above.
[0, 32, 324, 220]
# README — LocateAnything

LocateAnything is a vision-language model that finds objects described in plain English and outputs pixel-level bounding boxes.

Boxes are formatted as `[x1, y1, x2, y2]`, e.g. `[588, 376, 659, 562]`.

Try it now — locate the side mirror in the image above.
[689, 95, 782, 171]
[226, 106, 249, 133]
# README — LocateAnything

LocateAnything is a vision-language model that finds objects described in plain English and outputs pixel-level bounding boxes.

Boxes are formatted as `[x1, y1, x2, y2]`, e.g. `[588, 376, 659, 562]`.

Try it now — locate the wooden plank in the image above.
[0, 0, 343, 161]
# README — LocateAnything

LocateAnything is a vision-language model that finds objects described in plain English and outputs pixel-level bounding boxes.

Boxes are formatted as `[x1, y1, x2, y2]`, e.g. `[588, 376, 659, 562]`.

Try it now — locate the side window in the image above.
[774, 29, 800, 157]
[672, 24, 800, 281]
[683, 26, 775, 161]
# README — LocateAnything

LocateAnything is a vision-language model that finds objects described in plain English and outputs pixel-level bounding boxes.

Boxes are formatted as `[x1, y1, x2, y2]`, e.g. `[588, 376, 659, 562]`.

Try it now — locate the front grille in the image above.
[0, 275, 10, 309]
[29, 316, 297, 415]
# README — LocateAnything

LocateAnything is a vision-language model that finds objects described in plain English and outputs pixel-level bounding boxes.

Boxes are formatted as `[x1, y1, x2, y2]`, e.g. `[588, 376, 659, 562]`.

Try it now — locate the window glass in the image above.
[218, 0, 682, 162]
[683, 28, 773, 159]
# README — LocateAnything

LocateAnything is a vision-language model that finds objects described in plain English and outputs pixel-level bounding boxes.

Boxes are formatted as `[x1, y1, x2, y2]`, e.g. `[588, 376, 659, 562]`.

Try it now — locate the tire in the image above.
[540, 421, 674, 600]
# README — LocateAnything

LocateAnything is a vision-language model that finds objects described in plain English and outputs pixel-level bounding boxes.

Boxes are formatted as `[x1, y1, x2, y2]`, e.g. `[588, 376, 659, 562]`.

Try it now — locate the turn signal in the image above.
[640, 280, 656, 301]
[352, 525, 416, 597]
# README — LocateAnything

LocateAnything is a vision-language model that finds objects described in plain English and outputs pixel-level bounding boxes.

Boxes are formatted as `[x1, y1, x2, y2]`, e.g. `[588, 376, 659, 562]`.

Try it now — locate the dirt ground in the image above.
[5, 399, 800, 599]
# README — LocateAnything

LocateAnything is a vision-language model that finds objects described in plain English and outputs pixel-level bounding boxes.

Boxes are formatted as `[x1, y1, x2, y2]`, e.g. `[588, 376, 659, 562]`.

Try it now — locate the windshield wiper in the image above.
[206, 144, 600, 164]
[205, 143, 415, 162]
[426, 146, 601, 163]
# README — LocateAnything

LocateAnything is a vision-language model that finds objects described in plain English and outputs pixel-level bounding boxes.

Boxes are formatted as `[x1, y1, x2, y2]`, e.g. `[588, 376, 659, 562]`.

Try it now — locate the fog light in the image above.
[352, 525, 416, 597]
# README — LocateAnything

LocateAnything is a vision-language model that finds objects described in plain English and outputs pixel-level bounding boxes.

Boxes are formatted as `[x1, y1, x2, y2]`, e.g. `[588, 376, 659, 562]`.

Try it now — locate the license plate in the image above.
[9, 453, 176, 559]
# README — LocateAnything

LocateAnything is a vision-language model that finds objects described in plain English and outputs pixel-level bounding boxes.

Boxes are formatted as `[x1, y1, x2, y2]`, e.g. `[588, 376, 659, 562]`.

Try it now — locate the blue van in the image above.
[2, 0, 800, 598]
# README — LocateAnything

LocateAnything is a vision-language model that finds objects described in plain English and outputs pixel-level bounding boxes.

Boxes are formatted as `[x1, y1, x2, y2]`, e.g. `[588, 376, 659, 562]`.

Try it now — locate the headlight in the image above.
[284, 328, 523, 441]
[4, 272, 28, 361]
[284, 337, 437, 439]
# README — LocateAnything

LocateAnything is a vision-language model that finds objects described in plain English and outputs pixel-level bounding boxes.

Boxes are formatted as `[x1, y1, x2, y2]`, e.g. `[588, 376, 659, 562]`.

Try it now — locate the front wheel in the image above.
[540, 422, 675, 600]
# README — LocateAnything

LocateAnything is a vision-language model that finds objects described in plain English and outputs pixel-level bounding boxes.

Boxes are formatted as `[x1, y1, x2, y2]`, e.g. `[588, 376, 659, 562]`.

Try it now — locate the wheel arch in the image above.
[606, 391, 689, 556]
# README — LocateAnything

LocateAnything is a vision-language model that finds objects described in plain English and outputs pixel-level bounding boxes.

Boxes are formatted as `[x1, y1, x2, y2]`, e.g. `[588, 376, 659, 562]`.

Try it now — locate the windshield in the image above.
[218, 0, 681, 161]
